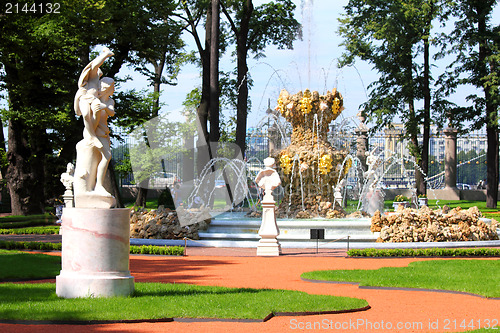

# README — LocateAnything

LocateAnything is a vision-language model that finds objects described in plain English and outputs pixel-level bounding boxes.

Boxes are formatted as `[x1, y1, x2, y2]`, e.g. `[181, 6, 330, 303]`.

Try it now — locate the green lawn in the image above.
[0, 282, 368, 321]
[425, 199, 500, 218]
[458, 327, 500, 333]
[0, 250, 61, 280]
[302, 260, 500, 298]
[0, 250, 367, 321]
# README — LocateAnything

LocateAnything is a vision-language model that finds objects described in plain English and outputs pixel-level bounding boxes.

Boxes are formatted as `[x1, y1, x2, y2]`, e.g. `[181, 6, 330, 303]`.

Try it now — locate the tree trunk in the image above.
[235, 0, 253, 158]
[403, 54, 421, 195]
[478, 9, 498, 208]
[419, 33, 431, 197]
[196, 10, 212, 176]
[486, 124, 498, 207]
[135, 179, 149, 208]
[6, 119, 45, 215]
[209, 0, 220, 145]
[108, 160, 124, 208]
[0, 117, 7, 179]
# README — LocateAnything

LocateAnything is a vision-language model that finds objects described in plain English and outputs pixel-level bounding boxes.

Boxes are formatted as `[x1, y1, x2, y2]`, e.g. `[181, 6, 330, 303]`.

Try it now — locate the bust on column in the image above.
[255, 157, 281, 256]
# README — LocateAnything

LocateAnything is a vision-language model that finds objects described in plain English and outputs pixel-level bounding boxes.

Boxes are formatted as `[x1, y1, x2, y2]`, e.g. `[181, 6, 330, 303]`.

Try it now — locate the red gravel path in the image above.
[1, 249, 498, 333]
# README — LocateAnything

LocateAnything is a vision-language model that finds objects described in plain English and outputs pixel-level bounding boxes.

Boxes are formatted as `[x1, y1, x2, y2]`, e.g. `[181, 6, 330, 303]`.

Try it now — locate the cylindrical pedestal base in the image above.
[56, 207, 134, 298]
[257, 202, 281, 256]
[257, 238, 281, 256]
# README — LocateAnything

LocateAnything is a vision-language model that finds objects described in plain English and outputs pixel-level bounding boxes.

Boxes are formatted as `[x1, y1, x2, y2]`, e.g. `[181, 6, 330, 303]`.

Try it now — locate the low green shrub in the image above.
[347, 248, 500, 257]
[0, 241, 184, 256]
[130, 245, 184, 256]
[0, 226, 60, 235]
[0, 240, 62, 251]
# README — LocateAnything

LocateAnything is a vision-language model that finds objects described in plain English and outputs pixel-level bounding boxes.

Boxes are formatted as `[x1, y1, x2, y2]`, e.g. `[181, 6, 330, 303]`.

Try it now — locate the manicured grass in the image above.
[348, 248, 500, 257]
[458, 327, 499, 332]
[0, 250, 61, 280]
[125, 198, 159, 210]
[425, 200, 500, 220]
[302, 260, 500, 298]
[0, 250, 368, 321]
[0, 282, 368, 321]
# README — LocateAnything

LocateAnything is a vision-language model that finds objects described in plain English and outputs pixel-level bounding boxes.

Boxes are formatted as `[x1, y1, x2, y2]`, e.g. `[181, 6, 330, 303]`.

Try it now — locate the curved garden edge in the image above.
[0, 305, 372, 325]
[300, 277, 500, 300]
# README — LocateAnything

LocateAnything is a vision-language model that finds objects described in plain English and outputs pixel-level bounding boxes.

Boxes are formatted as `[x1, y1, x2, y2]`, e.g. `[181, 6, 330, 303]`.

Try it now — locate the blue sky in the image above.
[119, 0, 499, 130]
[120, 0, 376, 127]
[2, 0, 498, 132]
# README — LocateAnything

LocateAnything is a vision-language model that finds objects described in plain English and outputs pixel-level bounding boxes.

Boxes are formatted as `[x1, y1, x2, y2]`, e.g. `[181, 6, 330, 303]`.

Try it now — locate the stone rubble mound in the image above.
[277, 197, 349, 219]
[130, 206, 210, 240]
[371, 206, 499, 243]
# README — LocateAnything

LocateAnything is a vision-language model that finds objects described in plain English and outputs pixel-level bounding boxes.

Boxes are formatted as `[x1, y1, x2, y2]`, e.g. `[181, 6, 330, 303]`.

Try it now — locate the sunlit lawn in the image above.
[302, 259, 500, 298]
[0, 250, 367, 321]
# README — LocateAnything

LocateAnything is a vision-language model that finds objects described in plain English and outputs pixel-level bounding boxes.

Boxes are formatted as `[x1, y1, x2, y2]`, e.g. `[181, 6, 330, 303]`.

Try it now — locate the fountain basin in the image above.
[197, 212, 379, 245]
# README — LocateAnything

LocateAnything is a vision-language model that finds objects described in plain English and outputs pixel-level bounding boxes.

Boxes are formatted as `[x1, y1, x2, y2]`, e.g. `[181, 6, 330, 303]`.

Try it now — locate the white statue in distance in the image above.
[255, 157, 281, 202]
[73, 47, 116, 208]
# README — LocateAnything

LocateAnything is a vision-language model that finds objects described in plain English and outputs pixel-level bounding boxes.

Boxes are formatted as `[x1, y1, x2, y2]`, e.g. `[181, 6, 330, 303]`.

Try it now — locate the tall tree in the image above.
[210, 0, 221, 146]
[220, 0, 300, 157]
[175, 0, 216, 174]
[0, 0, 181, 214]
[0, 2, 88, 214]
[124, 2, 185, 207]
[438, 0, 500, 207]
[338, 0, 445, 195]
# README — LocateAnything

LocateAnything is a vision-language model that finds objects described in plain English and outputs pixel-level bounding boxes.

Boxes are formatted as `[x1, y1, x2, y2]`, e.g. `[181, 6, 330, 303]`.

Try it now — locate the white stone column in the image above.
[255, 157, 281, 256]
[62, 190, 74, 208]
[56, 207, 134, 298]
[257, 200, 281, 256]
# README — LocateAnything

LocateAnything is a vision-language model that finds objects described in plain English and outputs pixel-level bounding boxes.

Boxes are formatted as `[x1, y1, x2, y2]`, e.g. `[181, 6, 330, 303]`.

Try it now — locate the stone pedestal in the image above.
[56, 207, 134, 298]
[62, 190, 74, 208]
[257, 201, 281, 256]
[444, 127, 458, 190]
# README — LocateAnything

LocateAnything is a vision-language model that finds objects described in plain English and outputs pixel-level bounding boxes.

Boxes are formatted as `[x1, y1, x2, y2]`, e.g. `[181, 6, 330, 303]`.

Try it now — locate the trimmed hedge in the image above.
[347, 248, 500, 257]
[130, 245, 185, 256]
[0, 241, 184, 256]
[0, 226, 60, 235]
[0, 240, 62, 251]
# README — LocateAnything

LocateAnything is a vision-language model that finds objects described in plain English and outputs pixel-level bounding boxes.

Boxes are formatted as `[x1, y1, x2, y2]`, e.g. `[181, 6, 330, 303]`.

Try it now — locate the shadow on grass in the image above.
[0, 282, 369, 322]
[0, 251, 60, 280]
[134, 285, 261, 298]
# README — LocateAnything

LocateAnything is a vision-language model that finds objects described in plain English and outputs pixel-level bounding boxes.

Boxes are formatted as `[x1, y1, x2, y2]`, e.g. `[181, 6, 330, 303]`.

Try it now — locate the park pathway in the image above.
[0, 248, 498, 332]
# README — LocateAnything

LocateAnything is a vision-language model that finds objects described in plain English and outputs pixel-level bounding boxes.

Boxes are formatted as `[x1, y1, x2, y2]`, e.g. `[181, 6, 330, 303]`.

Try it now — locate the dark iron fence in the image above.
[112, 126, 489, 190]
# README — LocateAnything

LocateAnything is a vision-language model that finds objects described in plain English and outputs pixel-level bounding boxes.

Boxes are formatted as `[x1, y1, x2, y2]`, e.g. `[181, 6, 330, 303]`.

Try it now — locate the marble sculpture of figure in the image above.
[364, 148, 381, 189]
[60, 163, 75, 192]
[255, 157, 281, 202]
[73, 47, 116, 208]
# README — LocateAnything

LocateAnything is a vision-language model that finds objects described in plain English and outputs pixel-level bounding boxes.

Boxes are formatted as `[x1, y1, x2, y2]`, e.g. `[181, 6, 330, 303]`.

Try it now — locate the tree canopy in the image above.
[338, 0, 451, 195]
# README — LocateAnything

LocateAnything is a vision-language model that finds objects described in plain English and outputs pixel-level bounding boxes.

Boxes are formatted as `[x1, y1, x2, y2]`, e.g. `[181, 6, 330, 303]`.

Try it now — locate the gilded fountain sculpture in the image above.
[274, 88, 350, 218]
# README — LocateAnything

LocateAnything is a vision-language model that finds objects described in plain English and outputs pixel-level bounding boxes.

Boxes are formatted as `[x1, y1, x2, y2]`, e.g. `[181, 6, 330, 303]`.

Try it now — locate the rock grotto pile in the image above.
[277, 198, 345, 219]
[371, 206, 499, 243]
[130, 206, 211, 240]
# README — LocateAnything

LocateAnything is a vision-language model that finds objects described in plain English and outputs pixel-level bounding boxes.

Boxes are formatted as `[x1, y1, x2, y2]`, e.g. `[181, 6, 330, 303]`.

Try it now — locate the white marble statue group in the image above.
[73, 47, 116, 208]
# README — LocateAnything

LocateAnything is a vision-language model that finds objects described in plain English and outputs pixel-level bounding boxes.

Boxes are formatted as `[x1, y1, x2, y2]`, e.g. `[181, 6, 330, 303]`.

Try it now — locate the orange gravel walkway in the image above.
[1, 249, 498, 333]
